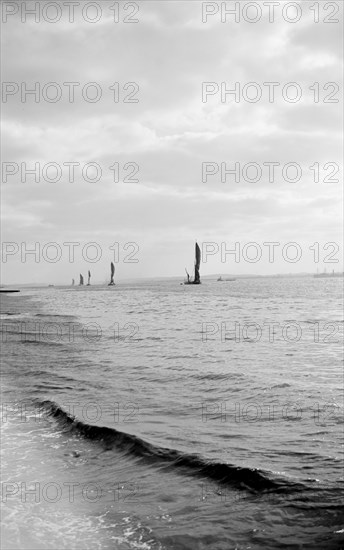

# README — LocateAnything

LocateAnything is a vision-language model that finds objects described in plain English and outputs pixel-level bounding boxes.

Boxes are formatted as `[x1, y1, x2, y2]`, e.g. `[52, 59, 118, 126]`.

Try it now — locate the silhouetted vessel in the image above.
[184, 242, 201, 285]
[108, 262, 115, 286]
[87, 270, 91, 286]
[217, 276, 236, 282]
[79, 274, 84, 286]
[0, 289, 20, 293]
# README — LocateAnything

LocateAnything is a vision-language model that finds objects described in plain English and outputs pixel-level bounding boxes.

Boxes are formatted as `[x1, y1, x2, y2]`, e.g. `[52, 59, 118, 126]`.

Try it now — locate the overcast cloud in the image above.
[1, 0, 343, 283]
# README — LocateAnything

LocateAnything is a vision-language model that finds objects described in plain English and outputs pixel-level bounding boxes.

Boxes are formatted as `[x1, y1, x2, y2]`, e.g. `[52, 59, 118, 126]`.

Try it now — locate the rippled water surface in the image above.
[1, 278, 343, 549]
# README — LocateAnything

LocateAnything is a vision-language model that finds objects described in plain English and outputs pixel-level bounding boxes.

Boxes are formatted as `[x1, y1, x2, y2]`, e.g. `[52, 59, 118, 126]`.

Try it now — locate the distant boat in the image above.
[79, 274, 84, 286]
[217, 276, 236, 282]
[0, 289, 20, 293]
[184, 242, 201, 285]
[87, 270, 91, 286]
[48, 285, 54, 287]
[108, 262, 115, 286]
[72, 279, 75, 286]
[314, 269, 343, 278]
[185, 268, 191, 283]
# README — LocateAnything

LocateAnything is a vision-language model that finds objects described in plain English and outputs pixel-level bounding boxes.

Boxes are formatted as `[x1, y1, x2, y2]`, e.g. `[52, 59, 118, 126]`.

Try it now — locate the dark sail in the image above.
[79, 274, 84, 286]
[194, 242, 201, 284]
[72, 279, 75, 286]
[108, 262, 115, 285]
[184, 242, 201, 285]
[87, 270, 91, 285]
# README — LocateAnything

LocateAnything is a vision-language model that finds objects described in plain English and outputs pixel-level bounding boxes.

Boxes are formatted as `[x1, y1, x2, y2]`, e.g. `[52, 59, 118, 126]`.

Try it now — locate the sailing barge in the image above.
[184, 242, 201, 285]
[108, 262, 115, 285]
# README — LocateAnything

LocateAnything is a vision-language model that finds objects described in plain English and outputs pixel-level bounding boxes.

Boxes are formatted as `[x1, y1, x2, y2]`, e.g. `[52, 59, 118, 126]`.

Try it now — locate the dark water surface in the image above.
[1, 278, 343, 549]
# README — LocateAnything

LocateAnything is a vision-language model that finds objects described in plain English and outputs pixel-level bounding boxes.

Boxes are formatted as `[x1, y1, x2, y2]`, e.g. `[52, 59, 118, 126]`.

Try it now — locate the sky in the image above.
[1, 0, 343, 284]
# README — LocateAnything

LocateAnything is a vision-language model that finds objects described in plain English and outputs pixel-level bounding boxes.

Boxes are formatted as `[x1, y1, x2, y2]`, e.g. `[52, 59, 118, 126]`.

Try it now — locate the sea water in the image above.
[1, 278, 343, 549]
